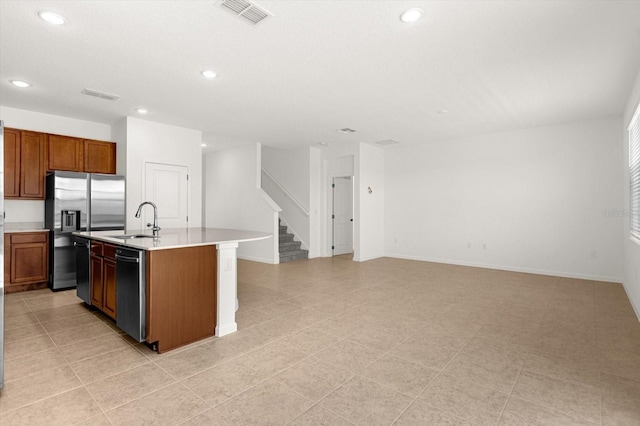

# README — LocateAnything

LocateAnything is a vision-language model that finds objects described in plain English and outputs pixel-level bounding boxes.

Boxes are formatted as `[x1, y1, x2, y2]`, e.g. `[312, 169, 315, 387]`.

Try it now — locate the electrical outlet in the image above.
[224, 258, 233, 272]
[482, 243, 487, 250]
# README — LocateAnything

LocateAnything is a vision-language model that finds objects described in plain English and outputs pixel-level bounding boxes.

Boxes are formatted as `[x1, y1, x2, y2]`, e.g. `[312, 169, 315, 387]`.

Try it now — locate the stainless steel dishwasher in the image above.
[74, 237, 91, 305]
[115, 247, 146, 342]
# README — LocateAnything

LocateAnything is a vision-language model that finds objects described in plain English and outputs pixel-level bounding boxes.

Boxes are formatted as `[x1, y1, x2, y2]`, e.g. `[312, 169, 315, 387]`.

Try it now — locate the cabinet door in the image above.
[84, 140, 116, 174]
[4, 234, 11, 284]
[90, 254, 104, 309]
[10, 242, 48, 284]
[19, 131, 46, 199]
[103, 258, 117, 319]
[4, 128, 21, 198]
[48, 134, 83, 172]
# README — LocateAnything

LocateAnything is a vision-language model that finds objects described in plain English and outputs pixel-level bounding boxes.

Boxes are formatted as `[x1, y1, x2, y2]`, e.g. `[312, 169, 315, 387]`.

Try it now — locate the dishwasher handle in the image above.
[115, 254, 140, 263]
[74, 241, 89, 248]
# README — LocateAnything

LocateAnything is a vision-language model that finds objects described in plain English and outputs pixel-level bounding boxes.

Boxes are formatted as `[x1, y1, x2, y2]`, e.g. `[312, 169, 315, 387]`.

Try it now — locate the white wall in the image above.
[204, 143, 279, 264]
[262, 146, 310, 250]
[308, 146, 322, 257]
[262, 146, 310, 210]
[358, 143, 385, 261]
[385, 117, 624, 282]
[320, 151, 355, 258]
[0, 106, 111, 224]
[623, 66, 640, 318]
[119, 117, 202, 229]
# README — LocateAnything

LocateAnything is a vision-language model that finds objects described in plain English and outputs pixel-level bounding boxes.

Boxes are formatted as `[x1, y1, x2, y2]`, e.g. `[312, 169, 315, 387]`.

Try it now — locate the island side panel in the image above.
[146, 245, 217, 353]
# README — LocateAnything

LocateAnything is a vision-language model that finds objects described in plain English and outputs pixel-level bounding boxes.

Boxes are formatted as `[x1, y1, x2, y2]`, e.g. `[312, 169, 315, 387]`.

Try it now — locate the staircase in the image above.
[279, 219, 308, 263]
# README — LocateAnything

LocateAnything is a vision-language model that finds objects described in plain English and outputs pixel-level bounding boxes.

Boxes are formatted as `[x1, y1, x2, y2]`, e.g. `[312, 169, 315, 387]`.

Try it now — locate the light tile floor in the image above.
[2, 256, 640, 425]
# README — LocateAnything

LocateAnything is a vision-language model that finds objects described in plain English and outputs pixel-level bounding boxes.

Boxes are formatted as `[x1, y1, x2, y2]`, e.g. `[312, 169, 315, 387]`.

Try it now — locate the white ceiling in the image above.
[1, 0, 640, 151]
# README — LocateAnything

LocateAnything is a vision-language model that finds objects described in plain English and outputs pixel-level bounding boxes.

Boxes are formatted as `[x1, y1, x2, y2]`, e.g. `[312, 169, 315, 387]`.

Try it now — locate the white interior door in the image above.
[144, 162, 189, 229]
[332, 176, 353, 255]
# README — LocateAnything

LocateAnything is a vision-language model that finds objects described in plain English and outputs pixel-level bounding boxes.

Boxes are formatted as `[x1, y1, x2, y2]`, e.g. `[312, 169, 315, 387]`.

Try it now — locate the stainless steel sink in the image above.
[108, 234, 158, 240]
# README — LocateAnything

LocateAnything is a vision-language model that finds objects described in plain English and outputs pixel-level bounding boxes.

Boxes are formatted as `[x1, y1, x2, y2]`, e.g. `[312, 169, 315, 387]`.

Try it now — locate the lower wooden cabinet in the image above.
[4, 231, 49, 293]
[90, 241, 117, 319]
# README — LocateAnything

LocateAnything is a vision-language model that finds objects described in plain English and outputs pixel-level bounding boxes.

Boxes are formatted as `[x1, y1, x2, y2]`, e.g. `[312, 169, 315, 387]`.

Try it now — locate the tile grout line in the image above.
[387, 325, 481, 425]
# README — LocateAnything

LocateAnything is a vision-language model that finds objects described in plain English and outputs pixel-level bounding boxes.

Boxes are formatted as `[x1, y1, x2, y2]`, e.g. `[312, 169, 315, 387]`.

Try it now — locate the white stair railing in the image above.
[261, 169, 309, 217]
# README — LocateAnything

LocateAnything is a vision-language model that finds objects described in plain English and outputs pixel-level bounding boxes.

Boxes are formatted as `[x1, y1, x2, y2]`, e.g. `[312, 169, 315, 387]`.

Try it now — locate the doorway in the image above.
[332, 176, 353, 256]
[144, 162, 189, 228]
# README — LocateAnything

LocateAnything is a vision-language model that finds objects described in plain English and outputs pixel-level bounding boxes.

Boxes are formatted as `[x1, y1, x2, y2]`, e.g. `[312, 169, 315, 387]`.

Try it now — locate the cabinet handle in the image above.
[115, 254, 139, 263]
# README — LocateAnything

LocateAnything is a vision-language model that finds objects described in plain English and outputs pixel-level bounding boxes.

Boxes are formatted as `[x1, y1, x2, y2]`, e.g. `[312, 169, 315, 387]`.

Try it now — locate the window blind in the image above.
[630, 102, 640, 240]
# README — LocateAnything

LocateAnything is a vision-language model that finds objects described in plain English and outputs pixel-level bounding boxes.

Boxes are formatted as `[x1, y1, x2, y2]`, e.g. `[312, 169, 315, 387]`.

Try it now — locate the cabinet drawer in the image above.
[10, 232, 48, 244]
[91, 241, 104, 256]
[103, 244, 117, 260]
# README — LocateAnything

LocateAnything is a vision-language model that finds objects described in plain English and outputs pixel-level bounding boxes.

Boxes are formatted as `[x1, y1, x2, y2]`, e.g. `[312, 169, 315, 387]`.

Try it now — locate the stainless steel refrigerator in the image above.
[1, 120, 5, 390]
[45, 171, 125, 291]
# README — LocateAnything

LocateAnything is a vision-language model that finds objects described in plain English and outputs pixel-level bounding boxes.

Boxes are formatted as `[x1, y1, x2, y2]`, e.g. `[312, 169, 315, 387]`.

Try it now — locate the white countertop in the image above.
[5, 222, 48, 233]
[73, 228, 271, 251]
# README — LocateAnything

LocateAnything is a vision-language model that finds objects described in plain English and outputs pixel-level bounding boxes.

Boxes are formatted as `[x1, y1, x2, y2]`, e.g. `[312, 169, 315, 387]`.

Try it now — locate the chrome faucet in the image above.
[135, 201, 161, 236]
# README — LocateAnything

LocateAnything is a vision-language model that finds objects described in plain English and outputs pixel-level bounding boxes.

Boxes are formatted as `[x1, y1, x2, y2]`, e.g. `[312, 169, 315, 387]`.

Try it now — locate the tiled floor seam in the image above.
[388, 323, 481, 425]
[0, 384, 86, 417]
[493, 354, 526, 426]
[96, 379, 180, 416]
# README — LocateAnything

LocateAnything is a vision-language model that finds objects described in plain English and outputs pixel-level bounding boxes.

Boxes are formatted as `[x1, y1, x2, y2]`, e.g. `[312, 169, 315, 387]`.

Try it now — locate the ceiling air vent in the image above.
[374, 139, 400, 146]
[337, 128, 357, 133]
[218, 0, 272, 26]
[81, 88, 120, 101]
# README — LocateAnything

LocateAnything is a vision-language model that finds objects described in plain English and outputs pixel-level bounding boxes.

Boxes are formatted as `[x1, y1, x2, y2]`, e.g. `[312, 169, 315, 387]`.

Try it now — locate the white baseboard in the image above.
[237, 254, 279, 264]
[215, 322, 238, 337]
[384, 252, 623, 283]
[622, 281, 640, 322]
[354, 253, 384, 262]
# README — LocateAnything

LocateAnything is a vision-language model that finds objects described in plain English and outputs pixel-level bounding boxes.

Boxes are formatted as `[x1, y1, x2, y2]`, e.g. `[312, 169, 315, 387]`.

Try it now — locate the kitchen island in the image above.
[73, 228, 270, 353]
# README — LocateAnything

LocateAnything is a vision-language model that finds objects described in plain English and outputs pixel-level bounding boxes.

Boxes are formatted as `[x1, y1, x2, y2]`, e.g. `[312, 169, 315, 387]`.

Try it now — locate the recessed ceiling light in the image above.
[400, 8, 424, 23]
[38, 11, 66, 25]
[437, 110, 449, 114]
[201, 143, 208, 148]
[201, 70, 217, 79]
[135, 108, 148, 114]
[9, 80, 31, 88]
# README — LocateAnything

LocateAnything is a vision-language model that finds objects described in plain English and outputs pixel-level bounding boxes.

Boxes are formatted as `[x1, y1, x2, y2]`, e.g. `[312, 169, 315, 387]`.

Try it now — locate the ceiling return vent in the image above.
[374, 139, 400, 146]
[217, 0, 272, 26]
[81, 88, 120, 101]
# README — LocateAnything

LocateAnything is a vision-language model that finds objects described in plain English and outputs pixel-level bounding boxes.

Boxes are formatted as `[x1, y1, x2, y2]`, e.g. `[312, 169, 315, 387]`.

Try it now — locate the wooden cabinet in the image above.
[3, 128, 117, 201]
[103, 256, 117, 318]
[4, 128, 20, 198]
[146, 245, 217, 353]
[84, 139, 116, 174]
[47, 134, 117, 174]
[4, 128, 46, 200]
[4, 231, 49, 293]
[90, 241, 117, 319]
[47, 134, 84, 172]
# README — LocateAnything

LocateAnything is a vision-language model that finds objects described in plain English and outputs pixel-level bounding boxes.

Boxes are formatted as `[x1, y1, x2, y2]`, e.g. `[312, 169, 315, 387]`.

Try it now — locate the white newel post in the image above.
[215, 242, 239, 337]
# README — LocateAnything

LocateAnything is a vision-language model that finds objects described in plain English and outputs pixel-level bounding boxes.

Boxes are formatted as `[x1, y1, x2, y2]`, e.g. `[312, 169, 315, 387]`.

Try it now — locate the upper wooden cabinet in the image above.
[4, 128, 117, 200]
[84, 139, 116, 174]
[4, 128, 21, 198]
[4, 128, 46, 200]
[47, 134, 84, 172]
[47, 134, 116, 174]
